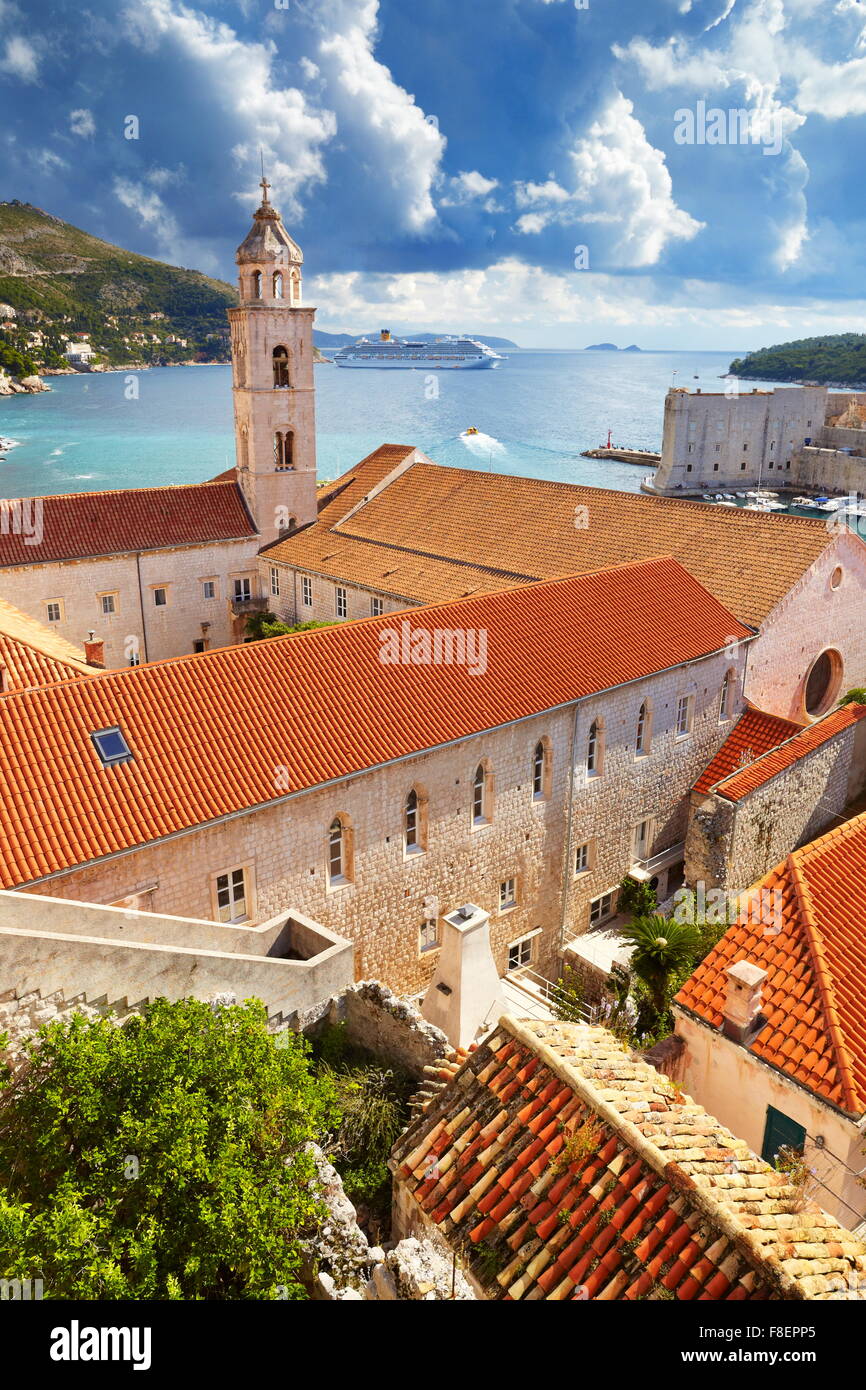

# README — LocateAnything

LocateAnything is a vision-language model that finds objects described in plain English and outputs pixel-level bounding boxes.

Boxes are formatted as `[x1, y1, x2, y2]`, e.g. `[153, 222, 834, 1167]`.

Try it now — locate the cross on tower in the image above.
[259, 175, 271, 206]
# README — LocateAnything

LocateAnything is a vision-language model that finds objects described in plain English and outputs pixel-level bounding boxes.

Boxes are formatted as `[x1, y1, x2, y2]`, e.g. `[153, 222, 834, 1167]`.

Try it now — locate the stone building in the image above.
[0, 556, 756, 995]
[672, 810, 866, 1231]
[0, 177, 318, 666]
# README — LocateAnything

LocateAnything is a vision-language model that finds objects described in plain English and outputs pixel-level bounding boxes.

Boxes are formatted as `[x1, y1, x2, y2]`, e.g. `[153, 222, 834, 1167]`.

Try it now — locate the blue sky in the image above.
[1, 0, 865, 348]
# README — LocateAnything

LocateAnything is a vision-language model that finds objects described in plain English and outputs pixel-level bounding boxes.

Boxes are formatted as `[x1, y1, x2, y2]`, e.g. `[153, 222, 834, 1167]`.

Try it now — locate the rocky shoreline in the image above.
[0, 372, 49, 396]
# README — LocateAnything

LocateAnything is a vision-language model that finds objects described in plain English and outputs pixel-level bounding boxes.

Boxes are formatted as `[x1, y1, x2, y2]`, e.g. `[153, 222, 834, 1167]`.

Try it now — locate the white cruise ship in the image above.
[332, 329, 502, 370]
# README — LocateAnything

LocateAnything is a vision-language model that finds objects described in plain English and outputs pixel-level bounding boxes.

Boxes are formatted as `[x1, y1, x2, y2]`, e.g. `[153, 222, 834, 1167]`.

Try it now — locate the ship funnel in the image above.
[380, 328, 391, 341]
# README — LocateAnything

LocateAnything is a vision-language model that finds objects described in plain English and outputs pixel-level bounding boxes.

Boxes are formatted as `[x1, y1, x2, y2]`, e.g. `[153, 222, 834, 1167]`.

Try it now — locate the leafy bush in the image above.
[729, 333, 866, 388]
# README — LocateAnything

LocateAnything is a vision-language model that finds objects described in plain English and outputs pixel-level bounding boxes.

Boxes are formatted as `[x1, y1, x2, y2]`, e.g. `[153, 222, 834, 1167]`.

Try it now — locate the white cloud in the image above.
[113, 175, 218, 271]
[69, 108, 95, 138]
[514, 179, 571, 207]
[440, 169, 501, 211]
[0, 34, 37, 82]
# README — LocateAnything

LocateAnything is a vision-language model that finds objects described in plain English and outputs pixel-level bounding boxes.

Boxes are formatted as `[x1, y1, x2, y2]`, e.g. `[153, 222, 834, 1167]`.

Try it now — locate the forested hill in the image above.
[728, 334, 866, 388]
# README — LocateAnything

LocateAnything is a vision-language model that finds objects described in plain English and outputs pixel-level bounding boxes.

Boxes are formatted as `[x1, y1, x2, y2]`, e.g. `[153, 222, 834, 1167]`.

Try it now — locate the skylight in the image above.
[90, 726, 133, 767]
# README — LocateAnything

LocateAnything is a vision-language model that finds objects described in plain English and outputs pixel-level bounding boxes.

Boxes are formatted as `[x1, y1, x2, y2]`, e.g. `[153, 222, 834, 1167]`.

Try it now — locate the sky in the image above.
[1, 0, 865, 349]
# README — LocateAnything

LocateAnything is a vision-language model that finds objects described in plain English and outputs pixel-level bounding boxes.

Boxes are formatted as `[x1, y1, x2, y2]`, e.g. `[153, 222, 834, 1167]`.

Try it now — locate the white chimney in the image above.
[421, 903, 505, 1049]
[722, 960, 767, 1045]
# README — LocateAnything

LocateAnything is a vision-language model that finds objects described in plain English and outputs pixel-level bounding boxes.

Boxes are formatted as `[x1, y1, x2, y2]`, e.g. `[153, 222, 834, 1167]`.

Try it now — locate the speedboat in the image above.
[463, 427, 479, 435]
[791, 496, 816, 508]
[816, 498, 847, 512]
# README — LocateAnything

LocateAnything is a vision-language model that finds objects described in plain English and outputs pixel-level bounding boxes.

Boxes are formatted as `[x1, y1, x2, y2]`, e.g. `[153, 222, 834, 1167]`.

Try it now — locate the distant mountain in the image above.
[584, 342, 642, 352]
[729, 334, 866, 388]
[623, 344, 642, 353]
[314, 330, 519, 351]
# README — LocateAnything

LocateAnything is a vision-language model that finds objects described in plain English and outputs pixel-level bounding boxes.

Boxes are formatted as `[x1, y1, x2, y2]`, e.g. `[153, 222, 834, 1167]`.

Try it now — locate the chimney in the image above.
[421, 903, 505, 1049]
[84, 631, 105, 668]
[721, 960, 767, 1045]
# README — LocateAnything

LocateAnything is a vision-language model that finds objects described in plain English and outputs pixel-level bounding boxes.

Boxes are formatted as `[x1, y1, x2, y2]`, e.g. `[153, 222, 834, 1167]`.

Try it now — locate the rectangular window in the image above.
[128, 652, 141, 668]
[371, 596, 383, 617]
[686, 464, 692, 473]
[589, 890, 615, 926]
[574, 841, 590, 875]
[499, 877, 517, 912]
[507, 937, 532, 972]
[202, 580, 216, 600]
[215, 867, 248, 923]
[192, 639, 207, 654]
[91, 726, 133, 767]
[100, 593, 117, 616]
[419, 918, 439, 953]
[676, 695, 693, 738]
[45, 601, 62, 623]
[153, 587, 167, 608]
[302, 576, 313, 607]
[633, 819, 652, 861]
[336, 586, 347, 619]
[270, 566, 280, 598]
[233, 578, 252, 603]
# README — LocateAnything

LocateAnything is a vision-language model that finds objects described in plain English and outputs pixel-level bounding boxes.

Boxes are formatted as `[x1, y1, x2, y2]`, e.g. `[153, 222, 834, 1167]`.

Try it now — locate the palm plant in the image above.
[619, 915, 701, 1018]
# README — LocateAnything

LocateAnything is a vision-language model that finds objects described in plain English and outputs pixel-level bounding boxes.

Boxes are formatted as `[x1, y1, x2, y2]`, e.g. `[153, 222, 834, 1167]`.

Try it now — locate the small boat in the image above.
[717, 500, 737, 506]
[719, 493, 736, 500]
[762, 501, 787, 510]
[744, 502, 772, 511]
[791, 496, 816, 508]
[816, 498, 847, 512]
[463, 426, 479, 436]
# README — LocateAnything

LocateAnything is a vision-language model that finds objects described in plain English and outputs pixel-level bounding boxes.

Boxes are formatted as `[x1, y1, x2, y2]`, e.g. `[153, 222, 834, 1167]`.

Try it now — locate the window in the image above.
[202, 580, 216, 600]
[761, 1106, 806, 1166]
[420, 917, 439, 953]
[215, 867, 248, 923]
[91, 726, 133, 767]
[719, 671, 734, 721]
[715, 444, 721, 453]
[574, 841, 591, 875]
[675, 695, 693, 738]
[302, 576, 313, 607]
[740, 461, 747, 470]
[587, 720, 603, 776]
[687, 444, 694, 453]
[128, 651, 141, 668]
[532, 740, 549, 801]
[153, 587, 167, 608]
[405, 788, 421, 853]
[45, 601, 62, 623]
[270, 566, 280, 598]
[192, 639, 207, 654]
[253, 271, 263, 298]
[635, 701, 650, 754]
[686, 464, 692, 473]
[589, 890, 615, 926]
[273, 272, 283, 300]
[274, 430, 294, 470]
[472, 763, 491, 826]
[499, 877, 517, 912]
[507, 937, 532, 972]
[335, 586, 347, 619]
[830, 566, 843, 591]
[100, 593, 117, 616]
[712, 462, 719, 472]
[273, 346, 290, 387]
[633, 819, 652, 861]
[233, 577, 252, 603]
[804, 649, 842, 718]
[328, 816, 353, 886]
[371, 596, 383, 617]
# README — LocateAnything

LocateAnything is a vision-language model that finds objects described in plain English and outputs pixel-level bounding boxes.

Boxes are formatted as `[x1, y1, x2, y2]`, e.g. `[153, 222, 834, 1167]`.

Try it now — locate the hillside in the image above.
[728, 333, 866, 388]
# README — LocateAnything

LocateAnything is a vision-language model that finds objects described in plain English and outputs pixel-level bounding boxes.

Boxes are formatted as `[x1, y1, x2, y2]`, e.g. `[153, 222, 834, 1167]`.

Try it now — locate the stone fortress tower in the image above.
[228, 177, 318, 546]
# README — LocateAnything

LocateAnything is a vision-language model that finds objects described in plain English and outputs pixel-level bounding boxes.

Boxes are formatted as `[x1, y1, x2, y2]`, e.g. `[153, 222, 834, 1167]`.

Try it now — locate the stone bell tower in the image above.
[228, 177, 317, 546]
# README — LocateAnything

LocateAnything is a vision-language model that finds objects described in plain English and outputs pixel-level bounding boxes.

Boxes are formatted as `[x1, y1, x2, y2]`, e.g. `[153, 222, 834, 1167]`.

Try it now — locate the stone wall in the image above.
[792, 446, 866, 496]
[265, 564, 410, 627]
[317, 980, 450, 1077]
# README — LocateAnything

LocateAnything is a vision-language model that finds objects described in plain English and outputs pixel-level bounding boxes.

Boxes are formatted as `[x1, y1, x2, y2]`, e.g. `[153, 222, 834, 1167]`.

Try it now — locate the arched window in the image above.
[636, 701, 650, 754]
[472, 763, 491, 826]
[253, 271, 263, 299]
[532, 741, 545, 798]
[272, 345, 290, 388]
[587, 720, 603, 776]
[718, 671, 735, 722]
[273, 431, 294, 471]
[405, 788, 418, 849]
[328, 815, 353, 886]
[273, 271, 283, 299]
[291, 269, 301, 303]
[404, 786, 428, 854]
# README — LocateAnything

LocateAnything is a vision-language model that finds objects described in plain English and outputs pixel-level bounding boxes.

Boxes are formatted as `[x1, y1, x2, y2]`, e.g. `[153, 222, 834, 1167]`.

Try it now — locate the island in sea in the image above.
[584, 342, 641, 352]
[729, 333, 866, 389]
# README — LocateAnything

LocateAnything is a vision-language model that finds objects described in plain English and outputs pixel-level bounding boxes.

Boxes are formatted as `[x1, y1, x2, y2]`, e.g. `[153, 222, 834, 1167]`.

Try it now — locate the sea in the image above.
[0, 349, 810, 503]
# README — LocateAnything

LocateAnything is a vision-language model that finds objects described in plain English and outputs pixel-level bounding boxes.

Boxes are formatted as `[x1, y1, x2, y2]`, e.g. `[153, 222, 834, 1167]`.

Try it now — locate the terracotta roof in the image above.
[676, 810, 866, 1114]
[0, 598, 90, 689]
[392, 1017, 866, 1299]
[0, 556, 751, 887]
[714, 704, 866, 802]
[0, 480, 256, 567]
[693, 707, 804, 794]
[265, 458, 840, 626]
[314, 445, 419, 527]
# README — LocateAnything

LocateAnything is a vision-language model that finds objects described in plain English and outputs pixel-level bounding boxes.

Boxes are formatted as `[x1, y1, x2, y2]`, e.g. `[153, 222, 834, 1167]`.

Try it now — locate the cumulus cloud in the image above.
[0, 34, 37, 81]
[440, 169, 500, 210]
[69, 108, 95, 138]
[114, 175, 218, 271]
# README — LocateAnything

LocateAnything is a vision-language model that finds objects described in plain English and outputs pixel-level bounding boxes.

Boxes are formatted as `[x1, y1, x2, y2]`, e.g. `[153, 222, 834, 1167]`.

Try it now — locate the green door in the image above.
[761, 1105, 806, 1165]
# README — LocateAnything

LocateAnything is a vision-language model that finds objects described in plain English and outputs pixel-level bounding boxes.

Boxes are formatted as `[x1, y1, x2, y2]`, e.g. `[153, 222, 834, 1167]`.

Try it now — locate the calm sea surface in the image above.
[0, 350, 796, 501]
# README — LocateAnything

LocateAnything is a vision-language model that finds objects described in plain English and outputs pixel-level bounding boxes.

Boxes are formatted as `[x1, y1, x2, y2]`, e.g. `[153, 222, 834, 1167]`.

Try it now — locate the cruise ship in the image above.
[332, 329, 502, 370]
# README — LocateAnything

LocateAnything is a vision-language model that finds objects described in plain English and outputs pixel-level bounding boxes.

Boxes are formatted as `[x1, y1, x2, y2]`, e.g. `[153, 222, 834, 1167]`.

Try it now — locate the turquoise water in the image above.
[0, 350, 791, 500]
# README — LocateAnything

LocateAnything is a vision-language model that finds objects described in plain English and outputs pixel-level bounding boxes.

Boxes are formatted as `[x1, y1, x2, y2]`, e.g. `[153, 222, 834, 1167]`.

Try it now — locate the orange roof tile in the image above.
[693, 707, 804, 794]
[392, 1018, 866, 1299]
[265, 457, 842, 626]
[714, 704, 866, 802]
[0, 556, 751, 888]
[0, 480, 256, 567]
[676, 809, 866, 1114]
[0, 598, 90, 689]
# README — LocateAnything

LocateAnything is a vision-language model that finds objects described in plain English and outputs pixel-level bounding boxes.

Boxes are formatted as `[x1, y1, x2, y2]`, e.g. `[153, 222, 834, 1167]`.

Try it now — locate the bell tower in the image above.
[228, 177, 317, 546]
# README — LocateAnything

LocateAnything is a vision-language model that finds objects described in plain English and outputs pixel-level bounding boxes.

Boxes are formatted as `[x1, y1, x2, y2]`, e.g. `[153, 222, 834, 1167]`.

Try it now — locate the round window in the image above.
[831, 566, 843, 590]
[804, 649, 842, 718]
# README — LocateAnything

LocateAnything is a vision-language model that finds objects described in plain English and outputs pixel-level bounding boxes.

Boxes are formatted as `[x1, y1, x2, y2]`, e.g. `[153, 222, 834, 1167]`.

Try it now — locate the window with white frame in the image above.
[507, 936, 533, 971]
[202, 580, 216, 600]
[270, 566, 280, 598]
[336, 586, 348, 619]
[100, 593, 117, 616]
[587, 720, 603, 776]
[328, 816, 353, 886]
[675, 694, 694, 738]
[633, 819, 652, 861]
[574, 841, 591, 875]
[153, 587, 167, 608]
[215, 867, 249, 923]
[371, 596, 383, 617]
[233, 577, 252, 603]
[472, 763, 491, 825]
[719, 671, 735, 721]
[499, 877, 517, 912]
[589, 890, 615, 926]
[405, 787, 427, 855]
[419, 917, 439, 953]
[636, 701, 650, 755]
[532, 739, 549, 800]
[45, 600, 62, 624]
[302, 576, 313, 607]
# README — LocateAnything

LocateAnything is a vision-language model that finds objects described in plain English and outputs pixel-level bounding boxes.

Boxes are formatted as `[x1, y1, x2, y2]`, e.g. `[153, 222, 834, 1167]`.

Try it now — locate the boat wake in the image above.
[459, 429, 506, 457]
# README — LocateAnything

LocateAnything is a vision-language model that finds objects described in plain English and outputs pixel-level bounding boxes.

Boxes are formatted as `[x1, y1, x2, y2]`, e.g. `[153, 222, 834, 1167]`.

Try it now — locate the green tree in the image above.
[619, 915, 701, 1019]
[245, 610, 335, 641]
[0, 997, 338, 1299]
[839, 689, 866, 707]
